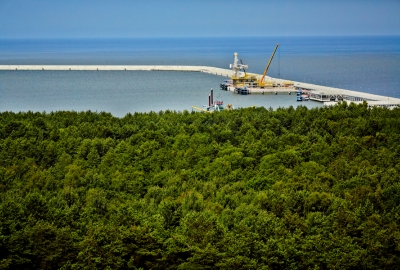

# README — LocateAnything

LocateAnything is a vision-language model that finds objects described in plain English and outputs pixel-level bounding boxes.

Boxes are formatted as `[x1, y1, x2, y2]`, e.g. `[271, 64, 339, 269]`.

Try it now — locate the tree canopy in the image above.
[1, 102, 400, 269]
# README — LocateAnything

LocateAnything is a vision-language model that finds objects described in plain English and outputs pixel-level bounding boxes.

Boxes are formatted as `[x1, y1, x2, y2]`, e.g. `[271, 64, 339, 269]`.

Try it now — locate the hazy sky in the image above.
[0, 0, 399, 38]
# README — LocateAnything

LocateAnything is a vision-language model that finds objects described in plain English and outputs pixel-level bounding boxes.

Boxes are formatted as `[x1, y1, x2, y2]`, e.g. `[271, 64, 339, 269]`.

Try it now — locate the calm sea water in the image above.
[1, 36, 399, 116]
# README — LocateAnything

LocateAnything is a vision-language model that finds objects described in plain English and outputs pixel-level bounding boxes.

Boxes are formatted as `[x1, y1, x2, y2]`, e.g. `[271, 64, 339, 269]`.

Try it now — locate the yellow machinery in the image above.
[283, 81, 294, 87]
[228, 44, 293, 89]
[192, 106, 212, 113]
[259, 44, 279, 87]
[229, 52, 259, 88]
[231, 74, 258, 88]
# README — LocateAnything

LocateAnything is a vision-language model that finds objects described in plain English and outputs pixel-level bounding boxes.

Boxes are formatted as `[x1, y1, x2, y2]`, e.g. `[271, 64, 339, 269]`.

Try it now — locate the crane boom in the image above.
[260, 44, 279, 83]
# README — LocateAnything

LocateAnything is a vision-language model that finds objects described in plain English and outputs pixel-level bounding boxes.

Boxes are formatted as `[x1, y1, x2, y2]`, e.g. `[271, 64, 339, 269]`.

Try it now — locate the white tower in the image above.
[229, 52, 248, 77]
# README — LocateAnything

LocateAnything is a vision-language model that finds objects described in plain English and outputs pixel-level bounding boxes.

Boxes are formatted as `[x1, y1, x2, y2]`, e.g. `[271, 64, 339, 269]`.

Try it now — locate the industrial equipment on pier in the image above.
[220, 44, 294, 94]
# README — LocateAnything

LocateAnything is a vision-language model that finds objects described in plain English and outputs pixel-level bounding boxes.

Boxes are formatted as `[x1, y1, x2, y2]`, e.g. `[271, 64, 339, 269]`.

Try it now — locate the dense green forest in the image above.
[1, 102, 400, 269]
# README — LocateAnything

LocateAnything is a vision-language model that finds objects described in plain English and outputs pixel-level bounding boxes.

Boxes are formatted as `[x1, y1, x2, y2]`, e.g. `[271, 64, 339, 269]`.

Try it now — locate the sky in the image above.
[0, 0, 399, 38]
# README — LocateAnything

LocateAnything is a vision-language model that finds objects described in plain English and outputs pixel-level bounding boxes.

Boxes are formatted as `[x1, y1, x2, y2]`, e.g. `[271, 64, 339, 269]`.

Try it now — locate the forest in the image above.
[0, 102, 400, 269]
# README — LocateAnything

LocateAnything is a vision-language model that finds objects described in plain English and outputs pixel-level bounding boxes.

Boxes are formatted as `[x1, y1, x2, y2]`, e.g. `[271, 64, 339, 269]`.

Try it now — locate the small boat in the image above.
[296, 90, 303, 101]
[192, 88, 233, 112]
[236, 86, 251, 95]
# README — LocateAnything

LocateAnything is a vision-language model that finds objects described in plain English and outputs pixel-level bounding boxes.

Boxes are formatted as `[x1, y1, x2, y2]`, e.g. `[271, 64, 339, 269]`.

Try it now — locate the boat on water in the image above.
[296, 90, 303, 101]
[192, 88, 234, 112]
[296, 90, 311, 101]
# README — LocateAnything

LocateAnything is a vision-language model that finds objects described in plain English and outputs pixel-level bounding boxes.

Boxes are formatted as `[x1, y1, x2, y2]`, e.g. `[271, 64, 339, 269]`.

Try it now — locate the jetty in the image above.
[1, 64, 399, 108]
[292, 80, 400, 108]
[0, 65, 234, 77]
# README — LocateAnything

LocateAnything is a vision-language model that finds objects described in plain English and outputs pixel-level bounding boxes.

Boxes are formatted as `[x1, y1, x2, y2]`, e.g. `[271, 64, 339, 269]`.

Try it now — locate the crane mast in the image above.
[260, 44, 279, 83]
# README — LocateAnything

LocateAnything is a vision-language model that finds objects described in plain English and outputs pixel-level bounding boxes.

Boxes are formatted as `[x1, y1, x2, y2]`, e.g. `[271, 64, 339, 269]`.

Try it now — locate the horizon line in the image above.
[1, 34, 400, 40]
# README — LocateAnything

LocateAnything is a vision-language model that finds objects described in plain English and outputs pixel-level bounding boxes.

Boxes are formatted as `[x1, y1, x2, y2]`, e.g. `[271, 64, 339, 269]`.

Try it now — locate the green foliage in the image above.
[1, 104, 400, 269]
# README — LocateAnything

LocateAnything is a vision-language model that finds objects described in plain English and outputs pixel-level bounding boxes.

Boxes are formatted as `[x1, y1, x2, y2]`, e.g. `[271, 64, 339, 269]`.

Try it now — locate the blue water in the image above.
[1, 36, 399, 116]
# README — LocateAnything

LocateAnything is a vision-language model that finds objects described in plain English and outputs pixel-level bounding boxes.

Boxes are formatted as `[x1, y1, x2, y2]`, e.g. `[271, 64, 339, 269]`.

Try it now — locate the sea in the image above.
[1, 36, 399, 117]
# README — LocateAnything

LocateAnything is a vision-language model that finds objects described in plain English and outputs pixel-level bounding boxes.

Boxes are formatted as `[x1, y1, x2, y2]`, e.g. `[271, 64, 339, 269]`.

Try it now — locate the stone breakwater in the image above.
[2, 65, 399, 108]
[0, 65, 234, 77]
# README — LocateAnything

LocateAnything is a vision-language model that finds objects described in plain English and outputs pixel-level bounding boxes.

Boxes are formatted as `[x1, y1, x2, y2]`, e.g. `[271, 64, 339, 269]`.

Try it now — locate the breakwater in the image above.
[0, 65, 234, 77]
[2, 65, 399, 108]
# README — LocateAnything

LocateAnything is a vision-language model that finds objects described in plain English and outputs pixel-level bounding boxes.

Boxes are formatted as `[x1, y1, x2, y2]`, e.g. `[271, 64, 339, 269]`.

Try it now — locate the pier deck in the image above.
[291, 81, 400, 108]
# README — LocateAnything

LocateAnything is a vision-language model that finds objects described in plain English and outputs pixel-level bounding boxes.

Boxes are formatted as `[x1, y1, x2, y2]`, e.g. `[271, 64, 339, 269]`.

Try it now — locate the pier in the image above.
[291, 81, 400, 108]
[239, 76, 400, 108]
[0, 65, 234, 77]
[1, 64, 399, 108]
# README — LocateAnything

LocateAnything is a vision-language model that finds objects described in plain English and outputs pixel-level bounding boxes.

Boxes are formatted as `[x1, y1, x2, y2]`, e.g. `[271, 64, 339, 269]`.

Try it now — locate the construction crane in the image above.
[259, 44, 279, 86]
[224, 44, 288, 90]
